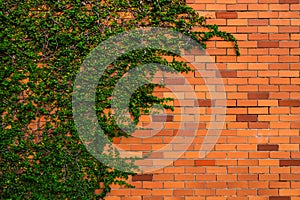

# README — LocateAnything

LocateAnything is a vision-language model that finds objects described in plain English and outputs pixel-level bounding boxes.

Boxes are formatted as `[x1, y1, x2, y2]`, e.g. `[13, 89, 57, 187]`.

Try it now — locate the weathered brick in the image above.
[216, 12, 237, 19]
[257, 144, 279, 151]
[248, 92, 269, 99]
[152, 115, 174, 122]
[164, 78, 185, 85]
[279, 100, 300, 107]
[249, 122, 269, 129]
[280, 160, 300, 166]
[196, 99, 213, 107]
[237, 115, 258, 122]
[132, 174, 153, 181]
[219, 70, 237, 78]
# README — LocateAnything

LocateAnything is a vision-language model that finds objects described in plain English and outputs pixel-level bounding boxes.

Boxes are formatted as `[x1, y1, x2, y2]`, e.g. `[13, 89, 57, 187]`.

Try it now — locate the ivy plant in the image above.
[0, 0, 239, 199]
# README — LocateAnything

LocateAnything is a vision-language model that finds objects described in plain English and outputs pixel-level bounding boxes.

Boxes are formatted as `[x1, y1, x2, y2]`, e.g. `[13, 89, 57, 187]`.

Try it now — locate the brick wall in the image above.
[104, 0, 300, 199]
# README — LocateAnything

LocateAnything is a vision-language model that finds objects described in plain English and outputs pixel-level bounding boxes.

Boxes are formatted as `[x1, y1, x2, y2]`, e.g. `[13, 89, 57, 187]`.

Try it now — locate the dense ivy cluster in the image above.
[0, 0, 239, 199]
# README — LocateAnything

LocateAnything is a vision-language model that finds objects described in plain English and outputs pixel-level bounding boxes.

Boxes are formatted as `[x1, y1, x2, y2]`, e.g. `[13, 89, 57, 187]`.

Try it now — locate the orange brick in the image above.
[164, 182, 184, 188]
[228, 181, 248, 188]
[173, 189, 194, 196]
[279, 189, 300, 196]
[248, 107, 269, 114]
[249, 167, 269, 173]
[196, 175, 216, 181]
[249, 181, 269, 188]
[238, 174, 258, 181]
[206, 182, 227, 188]
[270, 182, 290, 189]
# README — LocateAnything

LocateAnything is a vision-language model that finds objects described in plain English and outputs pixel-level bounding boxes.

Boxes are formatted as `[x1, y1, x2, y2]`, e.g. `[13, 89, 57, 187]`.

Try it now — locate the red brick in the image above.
[248, 92, 269, 99]
[195, 160, 215, 166]
[216, 12, 237, 19]
[280, 160, 300, 166]
[258, 42, 279, 48]
[132, 174, 153, 181]
[152, 115, 173, 122]
[249, 122, 269, 129]
[219, 70, 237, 78]
[279, 100, 300, 107]
[237, 115, 258, 122]
[196, 100, 213, 107]
[257, 144, 279, 151]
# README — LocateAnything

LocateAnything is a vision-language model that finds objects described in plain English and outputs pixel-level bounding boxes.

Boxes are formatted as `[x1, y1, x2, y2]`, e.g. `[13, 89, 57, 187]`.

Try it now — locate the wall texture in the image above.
[104, 0, 300, 199]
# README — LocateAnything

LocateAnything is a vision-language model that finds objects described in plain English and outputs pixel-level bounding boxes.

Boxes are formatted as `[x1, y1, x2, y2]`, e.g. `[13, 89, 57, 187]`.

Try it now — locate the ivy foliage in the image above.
[0, 0, 239, 199]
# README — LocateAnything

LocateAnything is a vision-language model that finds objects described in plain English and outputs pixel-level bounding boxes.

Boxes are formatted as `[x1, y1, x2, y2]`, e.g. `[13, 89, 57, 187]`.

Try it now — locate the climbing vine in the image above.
[0, 0, 239, 199]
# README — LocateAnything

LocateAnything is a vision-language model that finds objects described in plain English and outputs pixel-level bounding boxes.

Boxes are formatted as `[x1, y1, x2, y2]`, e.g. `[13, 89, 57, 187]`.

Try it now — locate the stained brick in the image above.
[279, 100, 300, 107]
[237, 115, 258, 122]
[280, 160, 300, 166]
[132, 174, 153, 181]
[219, 70, 237, 78]
[248, 92, 269, 99]
[249, 122, 269, 129]
[152, 115, 173, 122]
[216, 12, 237, 19]
[196, 99, 213, 107]
[257, 144, 279, 151]
[164, 78, 185, 85]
